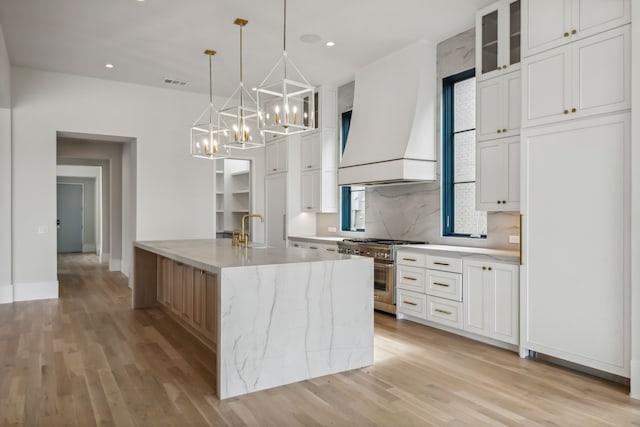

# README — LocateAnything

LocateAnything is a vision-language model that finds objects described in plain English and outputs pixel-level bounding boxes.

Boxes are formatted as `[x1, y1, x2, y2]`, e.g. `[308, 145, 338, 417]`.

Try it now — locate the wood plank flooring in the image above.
[0, 253, 638, 426]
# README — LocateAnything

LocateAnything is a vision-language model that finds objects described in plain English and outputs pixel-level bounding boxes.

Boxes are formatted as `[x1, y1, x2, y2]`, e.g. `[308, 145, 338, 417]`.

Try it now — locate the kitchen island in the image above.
[133, 239, 374, 399]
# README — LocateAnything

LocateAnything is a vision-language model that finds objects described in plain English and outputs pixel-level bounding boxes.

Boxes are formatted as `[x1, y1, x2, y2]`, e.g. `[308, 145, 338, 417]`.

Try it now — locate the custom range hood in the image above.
[339, 40, 438, 186]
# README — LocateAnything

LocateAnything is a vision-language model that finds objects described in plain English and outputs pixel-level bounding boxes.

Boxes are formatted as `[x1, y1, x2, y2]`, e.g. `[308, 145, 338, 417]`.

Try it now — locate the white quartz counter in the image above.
[402, 244, 520, 263]
[288, 235, 343, 244]
[135, 239, 352, 273]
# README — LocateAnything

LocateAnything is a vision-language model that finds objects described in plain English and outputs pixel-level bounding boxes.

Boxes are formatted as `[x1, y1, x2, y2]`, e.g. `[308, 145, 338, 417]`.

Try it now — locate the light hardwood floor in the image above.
[0, 254, 638, 426]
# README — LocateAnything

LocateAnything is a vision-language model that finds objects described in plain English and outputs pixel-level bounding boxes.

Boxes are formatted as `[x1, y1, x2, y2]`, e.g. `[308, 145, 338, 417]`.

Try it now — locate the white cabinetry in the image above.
[522, 25, 630, 128]
[476, 72, 520, 141]
[521, 113, 630, 376]
[265, 174, 286, 248]
[266, 137, 288, 174]
[300, 130, 337, 213]
[462, 260, 519, 345]
[475, 0, 521, 81]
[522, 0, 630, 57]
[476, 137, 519, 211]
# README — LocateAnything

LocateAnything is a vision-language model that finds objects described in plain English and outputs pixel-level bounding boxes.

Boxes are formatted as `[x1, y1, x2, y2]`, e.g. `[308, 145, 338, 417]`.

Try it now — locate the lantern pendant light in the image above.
[257, 0, 316, 137]
[218, 18, 263, 150]
[191, 50, 229, 159]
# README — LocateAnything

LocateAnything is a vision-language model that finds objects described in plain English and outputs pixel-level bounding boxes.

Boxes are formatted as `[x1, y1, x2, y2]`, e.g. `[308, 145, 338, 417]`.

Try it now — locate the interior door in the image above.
[57, 183, 83, 253]
[265, 174, 286, 247]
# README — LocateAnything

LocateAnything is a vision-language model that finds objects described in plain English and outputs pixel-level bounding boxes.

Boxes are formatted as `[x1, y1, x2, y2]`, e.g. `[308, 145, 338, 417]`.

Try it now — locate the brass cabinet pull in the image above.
[403, 257, 417, 262]
[435, 308, 452, 315]
[482, 266, 487, 270]
[497, 200, 502, 204]
[306, 206, 312, 209]
[497, 66, 502, 70]
[502, 128, 507, 133]
[433, 261, 450, 266]
[272, 168, 277, 171]
[404, 301, 418, 306]
[488, 267, 493, 271]
[403, 276, 417, 281]
[325, 248, 336, 252]
[497, 129, 502, 133]
[564, 109, 569, 114]
[564, 31, 569, 37]
[307, 165, 312, 168]
[502, 65, 507, 69]
[502, 200, 507, 204]
[571, 108, 577, 113]
[433, 282, 450, 287]
[571, 29, 577, 35]
[309, 246, 318, 250]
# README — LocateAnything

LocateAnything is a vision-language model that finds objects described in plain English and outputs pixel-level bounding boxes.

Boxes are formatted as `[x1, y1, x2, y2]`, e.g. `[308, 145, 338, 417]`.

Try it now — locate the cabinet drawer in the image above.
[426, 296, 463, 329]
[426, 255, 462, 273]
[397, 290, 427, 319]
[397, 251, 427, 268]
[426, 270, 462, 301]
[397, 266, 426, 293]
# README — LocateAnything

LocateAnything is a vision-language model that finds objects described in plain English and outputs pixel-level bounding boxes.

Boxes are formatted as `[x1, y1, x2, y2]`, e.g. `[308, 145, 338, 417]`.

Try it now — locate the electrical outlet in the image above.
[328, 226, 337, 232]
[38, 225, 49, 234]
[509, 235, 520, 244]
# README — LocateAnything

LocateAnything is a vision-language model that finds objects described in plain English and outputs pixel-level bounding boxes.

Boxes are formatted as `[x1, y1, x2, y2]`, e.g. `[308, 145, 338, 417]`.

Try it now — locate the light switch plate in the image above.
[328, 226, 337, 232]
[509, 235, 520, 244]
[38, 225, 49, 234]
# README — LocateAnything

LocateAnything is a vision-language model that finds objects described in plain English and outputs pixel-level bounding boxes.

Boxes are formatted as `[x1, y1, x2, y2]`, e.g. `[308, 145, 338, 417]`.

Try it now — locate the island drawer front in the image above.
[426, 296, 463, 329]
[426, 255, 462, 274]
[397, 266, 426, 293]
[426, 270, 462, 301]
[397, 290, 427, 319]
[397, 251, 427, 268]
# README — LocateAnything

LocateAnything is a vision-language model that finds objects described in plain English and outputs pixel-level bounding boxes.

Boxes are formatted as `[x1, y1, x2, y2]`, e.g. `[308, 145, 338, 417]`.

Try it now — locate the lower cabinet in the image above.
[156, 256, 219, 350]
[396, 249, 520, 348]
[462, 259, 519, 345]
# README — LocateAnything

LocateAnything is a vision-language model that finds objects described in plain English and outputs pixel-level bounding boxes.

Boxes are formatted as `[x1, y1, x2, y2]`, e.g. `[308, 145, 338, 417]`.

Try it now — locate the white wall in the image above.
[10, 67, 242, 301]
[630, 4, 639, 400]
[0, 25, 11, 303]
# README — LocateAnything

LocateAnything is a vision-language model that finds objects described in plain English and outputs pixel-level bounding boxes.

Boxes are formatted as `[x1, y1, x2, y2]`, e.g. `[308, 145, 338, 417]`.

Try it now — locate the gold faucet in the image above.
[233, 213, 264, 247]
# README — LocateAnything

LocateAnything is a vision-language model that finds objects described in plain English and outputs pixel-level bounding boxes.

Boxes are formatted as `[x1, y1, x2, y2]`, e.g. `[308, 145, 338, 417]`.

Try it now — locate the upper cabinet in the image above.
[300, 129, 338, 213]
[266, 136, 288, 175]
[476, 0, 521, 81]
[522, 0, 630, 58]
[476, 71, 520, 142]
[522, 25, 630, 128]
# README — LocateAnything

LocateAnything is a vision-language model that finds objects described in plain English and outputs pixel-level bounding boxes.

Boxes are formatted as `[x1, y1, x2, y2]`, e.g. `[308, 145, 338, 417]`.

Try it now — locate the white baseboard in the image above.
[82, 243, 97, 253]
[100, 252, 109, 264]
[631, 359, 640, 400]
[109, 258, 121, 272]
[0, 284, 13, 304]
[13, 280, 59, 302]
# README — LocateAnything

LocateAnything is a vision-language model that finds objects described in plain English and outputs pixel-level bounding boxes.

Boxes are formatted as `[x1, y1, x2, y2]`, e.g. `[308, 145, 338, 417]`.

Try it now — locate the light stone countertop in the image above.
[287, 235, 343, 244]
[135, 239, 354, 274]
[401, 244, 520, 262]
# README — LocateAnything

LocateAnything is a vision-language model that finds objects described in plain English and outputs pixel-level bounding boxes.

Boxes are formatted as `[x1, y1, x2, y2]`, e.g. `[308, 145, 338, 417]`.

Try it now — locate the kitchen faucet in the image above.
[233, 213, 264, 248]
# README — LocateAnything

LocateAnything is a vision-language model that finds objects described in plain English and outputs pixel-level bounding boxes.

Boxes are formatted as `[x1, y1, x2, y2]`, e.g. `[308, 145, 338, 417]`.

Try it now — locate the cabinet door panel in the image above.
[476, 78, 502, 141]
[504, 72, 521, 134]
[522, 0, 571, 57]
[572, 26, 630, 119]
[489, 264, 519, 345]
[301, 172, 313, 212]
[266, 174, 287, 247]
[192, 270, 205, 331]
[202, 272, 219, 344]
[182, 265, 195, 324]
[301, 132, 321, 171]
[506, 139, 520, 207]
[171, 262, 185, 315]
[463, 261, 487, 336]
[574, 0, 630, 38]
[523, 46, 571, 127]
[521, 114, 629, 376]
[476, 140, 508, 211]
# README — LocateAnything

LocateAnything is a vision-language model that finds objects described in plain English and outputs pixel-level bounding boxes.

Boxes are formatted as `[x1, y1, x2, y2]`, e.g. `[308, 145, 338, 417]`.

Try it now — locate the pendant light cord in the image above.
[283, 0, 287, 78]
[208, 53, 213, 122]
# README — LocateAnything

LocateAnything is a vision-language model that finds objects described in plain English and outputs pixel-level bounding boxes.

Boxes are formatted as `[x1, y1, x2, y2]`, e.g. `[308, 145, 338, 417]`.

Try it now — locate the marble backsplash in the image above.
[364, 183, 520, 250]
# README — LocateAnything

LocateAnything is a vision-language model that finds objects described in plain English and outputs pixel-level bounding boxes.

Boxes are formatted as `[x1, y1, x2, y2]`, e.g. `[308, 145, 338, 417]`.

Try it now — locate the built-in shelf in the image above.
[232, 189, 250, 194]
[231, 170, 250, 176]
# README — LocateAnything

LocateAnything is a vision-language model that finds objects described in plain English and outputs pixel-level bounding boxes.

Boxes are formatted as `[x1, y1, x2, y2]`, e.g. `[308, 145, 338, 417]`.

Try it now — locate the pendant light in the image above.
[218, 18, 263, 150]
[257, 0, 316, 137]
[191, 49, 229, 159]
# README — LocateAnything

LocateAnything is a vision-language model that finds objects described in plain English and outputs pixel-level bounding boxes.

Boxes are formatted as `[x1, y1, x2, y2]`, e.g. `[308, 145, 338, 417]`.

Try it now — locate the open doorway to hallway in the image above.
[56, 132, 137, 285]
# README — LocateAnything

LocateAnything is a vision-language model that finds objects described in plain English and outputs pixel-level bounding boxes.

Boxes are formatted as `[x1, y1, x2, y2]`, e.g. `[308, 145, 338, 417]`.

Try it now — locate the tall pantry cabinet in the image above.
[520, 0, 631, 376]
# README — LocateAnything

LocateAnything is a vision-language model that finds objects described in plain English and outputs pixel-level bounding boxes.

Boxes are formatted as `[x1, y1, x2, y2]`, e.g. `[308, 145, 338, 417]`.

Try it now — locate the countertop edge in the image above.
[400, 244, 520, 263]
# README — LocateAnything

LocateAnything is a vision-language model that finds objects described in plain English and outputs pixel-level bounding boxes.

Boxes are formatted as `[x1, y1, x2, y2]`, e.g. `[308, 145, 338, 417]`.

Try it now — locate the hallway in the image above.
[0, 254, 638, 426]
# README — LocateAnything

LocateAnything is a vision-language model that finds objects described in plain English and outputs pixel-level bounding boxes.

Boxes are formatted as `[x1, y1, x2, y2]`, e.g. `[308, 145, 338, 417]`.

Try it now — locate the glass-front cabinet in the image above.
[476, 0, 521, 80]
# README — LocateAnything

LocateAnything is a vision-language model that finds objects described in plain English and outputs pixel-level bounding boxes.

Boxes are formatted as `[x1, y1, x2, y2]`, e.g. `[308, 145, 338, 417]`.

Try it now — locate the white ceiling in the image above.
[0, 0, 492, 97]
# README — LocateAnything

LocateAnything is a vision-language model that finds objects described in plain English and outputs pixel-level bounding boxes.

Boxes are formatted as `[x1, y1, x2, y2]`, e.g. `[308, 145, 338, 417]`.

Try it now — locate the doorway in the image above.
[57, 183, 83, 253]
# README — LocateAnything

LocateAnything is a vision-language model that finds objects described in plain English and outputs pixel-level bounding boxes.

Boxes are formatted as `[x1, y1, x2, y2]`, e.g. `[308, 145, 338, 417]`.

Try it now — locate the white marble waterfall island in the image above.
[133, 239, 374, 399]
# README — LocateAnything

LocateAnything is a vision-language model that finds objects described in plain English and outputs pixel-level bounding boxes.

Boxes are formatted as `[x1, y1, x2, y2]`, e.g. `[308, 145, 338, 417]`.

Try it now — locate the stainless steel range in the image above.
[337, 238, 426, 314]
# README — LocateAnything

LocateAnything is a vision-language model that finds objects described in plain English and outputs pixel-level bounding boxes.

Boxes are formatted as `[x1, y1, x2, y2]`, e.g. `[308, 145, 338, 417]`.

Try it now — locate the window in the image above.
[340, 110, 365, 232]
[442, 69, 487, 237]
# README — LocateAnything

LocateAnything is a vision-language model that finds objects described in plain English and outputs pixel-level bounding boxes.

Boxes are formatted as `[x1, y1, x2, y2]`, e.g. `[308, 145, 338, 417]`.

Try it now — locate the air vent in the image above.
[163, 78, 188, 86]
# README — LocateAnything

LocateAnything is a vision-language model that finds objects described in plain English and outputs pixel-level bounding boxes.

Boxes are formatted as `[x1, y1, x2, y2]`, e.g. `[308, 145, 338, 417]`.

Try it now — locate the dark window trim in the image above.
[442, 68, 485, 238]
[340, 110, 364, 232]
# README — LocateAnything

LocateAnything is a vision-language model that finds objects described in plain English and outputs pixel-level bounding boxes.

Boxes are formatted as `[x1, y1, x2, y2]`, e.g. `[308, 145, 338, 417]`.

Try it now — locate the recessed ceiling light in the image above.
[300, 34, 321, 44]
[136, 0, 144, 2]
[326, 41, 335, 47]
[105, 63, 115, 69]
[251, 87, 257, 91]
